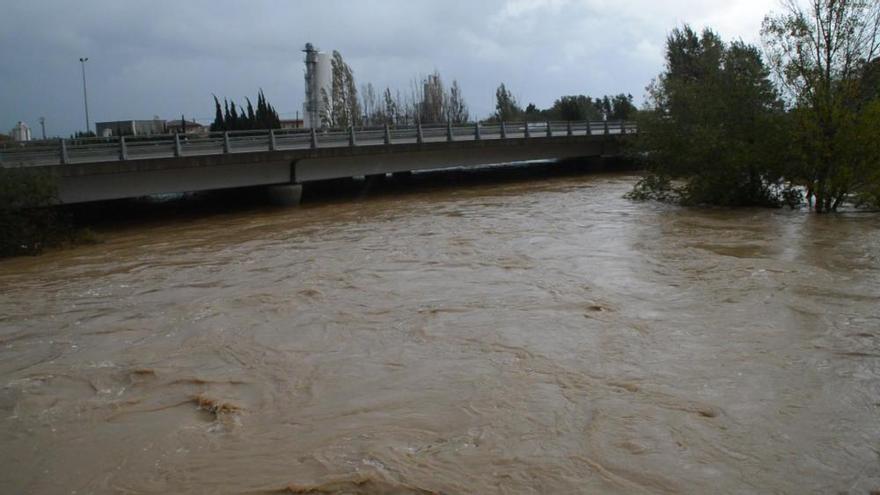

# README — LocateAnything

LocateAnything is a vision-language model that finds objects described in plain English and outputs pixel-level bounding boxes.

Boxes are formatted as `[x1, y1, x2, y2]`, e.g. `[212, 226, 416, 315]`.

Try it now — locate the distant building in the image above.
[303, 43, 332, 128]
[165, 119, 206, 135]
[280, 119, 304, 129]
[10, 121, 32, 142]
[96, 119, 165, 137]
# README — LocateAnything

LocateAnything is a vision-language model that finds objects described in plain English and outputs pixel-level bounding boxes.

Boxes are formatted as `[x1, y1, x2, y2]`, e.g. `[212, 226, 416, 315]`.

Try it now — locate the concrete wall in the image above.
[295, 139, 612, 182]
[96, 120, 166, 137]
[58, 160, 292, 203]
[46, 134, 622, 204]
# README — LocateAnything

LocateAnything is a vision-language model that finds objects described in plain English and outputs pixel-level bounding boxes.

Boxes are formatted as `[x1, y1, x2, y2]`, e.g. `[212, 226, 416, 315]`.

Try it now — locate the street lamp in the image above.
[79, 57, 90, 135]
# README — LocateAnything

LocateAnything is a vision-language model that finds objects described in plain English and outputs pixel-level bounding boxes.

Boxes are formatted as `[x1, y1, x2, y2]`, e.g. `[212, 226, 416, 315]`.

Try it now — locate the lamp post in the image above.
[79, 57, 90, 135]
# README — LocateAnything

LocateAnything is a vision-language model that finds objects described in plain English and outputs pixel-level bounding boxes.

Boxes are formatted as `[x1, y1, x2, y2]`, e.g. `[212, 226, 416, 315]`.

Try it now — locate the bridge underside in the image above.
[58, 160, 293, 204]
[52, 136, 620, 204]
[294, 139, 612, 182]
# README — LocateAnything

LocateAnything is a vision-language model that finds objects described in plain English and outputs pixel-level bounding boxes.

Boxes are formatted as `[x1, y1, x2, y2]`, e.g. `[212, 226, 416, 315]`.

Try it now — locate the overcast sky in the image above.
[1, 0, 773, 137]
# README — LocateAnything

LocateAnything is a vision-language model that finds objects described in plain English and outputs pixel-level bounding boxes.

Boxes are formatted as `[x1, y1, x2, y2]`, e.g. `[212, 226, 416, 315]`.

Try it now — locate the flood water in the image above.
[1, 170, 879, 494]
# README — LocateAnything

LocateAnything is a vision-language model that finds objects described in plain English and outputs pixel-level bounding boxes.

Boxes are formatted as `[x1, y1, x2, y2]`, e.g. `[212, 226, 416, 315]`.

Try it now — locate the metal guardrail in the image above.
[0, 120, 636, 167]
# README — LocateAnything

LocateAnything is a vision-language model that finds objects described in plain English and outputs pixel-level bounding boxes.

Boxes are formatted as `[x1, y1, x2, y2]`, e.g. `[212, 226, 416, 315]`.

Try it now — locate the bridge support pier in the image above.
[266, 183, 303, 206]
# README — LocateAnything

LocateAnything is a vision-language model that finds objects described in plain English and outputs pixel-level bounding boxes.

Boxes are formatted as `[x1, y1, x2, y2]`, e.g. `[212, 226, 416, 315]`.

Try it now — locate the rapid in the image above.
[1, 169, 878, 494]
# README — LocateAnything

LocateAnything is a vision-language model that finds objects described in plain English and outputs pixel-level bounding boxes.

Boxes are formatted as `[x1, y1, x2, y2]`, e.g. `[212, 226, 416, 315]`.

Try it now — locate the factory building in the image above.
[302, 43, 332, 128]
[165, 119, 206, 135]
[96, 119, 165, 137]
[10, 121, 32, 142]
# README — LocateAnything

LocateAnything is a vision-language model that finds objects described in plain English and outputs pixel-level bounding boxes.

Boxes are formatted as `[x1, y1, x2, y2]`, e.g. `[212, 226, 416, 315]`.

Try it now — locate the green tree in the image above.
[0, 168, 62, 257]
[211, 90, 280, 131]
[594, 96, 612, 119]
[609, 93, 636, 120]
[229, 102, 240, 131]
[630, 26, 786, 206]
[329, 51, 360, 127]
[210, 95, 225, 131]
[494, 83, 521, 121]
[245, 97, 256, 130]
[524, 102, 544, 121]
[762, 0, 880, 212]
[254, 89, 280, 129]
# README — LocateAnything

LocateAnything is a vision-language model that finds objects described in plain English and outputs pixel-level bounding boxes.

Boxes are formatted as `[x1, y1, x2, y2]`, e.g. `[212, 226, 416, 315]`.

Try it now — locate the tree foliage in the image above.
[210, 90, 281, 131]
[490, 87, 636, 122]
[762, 0, 880, 212]
[353, 70, 469, 126]
[630, 26, 788, 207]
[320, 51, 361, 128]
[494, 83, 522, 121]
[0, 168, 64, 257]
[544, 94, 636, 121]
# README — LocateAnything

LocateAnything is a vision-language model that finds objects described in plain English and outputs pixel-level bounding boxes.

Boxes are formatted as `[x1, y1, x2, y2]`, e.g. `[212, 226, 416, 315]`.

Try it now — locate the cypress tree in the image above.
[268, 102, 280, 128]
[211, 95, 225, 131]
[212, 90, 282, 131]
[230, 102, 239, 131]
[224, 99, 231, 131]
[245, 97, 255, 129]
[257, 89, 268, 128]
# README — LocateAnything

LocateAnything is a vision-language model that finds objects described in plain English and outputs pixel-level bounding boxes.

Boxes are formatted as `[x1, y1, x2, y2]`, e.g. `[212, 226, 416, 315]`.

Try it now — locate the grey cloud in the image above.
[1, 0, 767, 137]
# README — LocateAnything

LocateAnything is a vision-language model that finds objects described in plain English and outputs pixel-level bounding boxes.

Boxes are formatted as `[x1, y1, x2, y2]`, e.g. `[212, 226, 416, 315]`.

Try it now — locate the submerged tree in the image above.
[0, 168, 63, 257]
[762, 0, 880, 212]
[629, 26, 787, 206]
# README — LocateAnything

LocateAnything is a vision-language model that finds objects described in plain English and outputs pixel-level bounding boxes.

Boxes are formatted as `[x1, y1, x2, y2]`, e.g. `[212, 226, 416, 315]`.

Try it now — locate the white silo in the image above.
[11, 121, 32, 142]
[303, 43, 332, 128]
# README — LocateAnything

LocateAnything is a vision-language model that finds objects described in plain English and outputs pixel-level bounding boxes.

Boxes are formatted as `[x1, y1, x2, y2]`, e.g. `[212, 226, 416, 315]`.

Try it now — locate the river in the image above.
[1, 170, 878, 494]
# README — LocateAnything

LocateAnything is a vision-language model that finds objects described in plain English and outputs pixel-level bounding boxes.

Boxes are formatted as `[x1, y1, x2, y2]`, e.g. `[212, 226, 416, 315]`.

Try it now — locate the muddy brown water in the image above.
[1, 171, 879, 494]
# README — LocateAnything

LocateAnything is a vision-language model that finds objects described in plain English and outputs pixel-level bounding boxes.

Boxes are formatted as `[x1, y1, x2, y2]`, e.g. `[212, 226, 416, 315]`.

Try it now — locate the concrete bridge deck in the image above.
[0, 121, 634, 204]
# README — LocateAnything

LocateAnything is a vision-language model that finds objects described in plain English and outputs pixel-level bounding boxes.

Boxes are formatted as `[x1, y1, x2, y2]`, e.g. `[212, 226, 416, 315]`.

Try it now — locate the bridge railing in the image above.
[0, 120, 635, 167]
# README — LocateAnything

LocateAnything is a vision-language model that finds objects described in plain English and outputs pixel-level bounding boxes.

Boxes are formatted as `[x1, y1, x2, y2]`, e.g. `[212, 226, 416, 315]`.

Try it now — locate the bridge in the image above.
[0, 120, 634, 205]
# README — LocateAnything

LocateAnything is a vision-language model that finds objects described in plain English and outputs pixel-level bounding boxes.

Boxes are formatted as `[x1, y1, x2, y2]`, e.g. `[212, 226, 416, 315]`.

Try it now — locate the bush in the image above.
[0, 168, 65, 256]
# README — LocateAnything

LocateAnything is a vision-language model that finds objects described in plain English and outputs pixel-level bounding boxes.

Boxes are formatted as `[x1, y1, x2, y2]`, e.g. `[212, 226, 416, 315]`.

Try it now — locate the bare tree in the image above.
[361, 83, 379, 126]
[407, 77, 424, 125]
[421, 71, 446, 123]
[319, 87, 333, 128]
[382, 87, 397, 125]
[446, 79, 469, 123]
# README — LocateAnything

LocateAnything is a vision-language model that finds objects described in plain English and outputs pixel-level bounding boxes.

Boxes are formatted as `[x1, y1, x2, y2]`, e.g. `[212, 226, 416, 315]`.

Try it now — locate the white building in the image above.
[10, 121, 32, 142]
[303, 43, 332, 128]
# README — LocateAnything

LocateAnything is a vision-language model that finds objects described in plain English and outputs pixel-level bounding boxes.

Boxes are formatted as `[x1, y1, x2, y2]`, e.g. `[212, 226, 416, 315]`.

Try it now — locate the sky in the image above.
[0, 0, 773, 137]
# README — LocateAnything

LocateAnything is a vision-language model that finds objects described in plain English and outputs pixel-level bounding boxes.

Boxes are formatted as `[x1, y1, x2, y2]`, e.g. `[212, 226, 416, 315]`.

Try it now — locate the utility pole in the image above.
[39, 117, 46, 140]
[79, 57, 90, 135]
